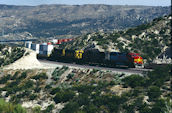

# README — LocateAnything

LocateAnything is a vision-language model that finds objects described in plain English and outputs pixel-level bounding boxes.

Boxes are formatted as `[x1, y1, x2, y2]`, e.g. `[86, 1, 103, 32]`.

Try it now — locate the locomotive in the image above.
[38, 48, 144, 68]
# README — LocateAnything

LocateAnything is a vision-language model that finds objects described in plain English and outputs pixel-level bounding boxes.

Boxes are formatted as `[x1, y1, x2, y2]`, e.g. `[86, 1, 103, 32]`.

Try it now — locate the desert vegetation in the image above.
[0, 64, 171, 113]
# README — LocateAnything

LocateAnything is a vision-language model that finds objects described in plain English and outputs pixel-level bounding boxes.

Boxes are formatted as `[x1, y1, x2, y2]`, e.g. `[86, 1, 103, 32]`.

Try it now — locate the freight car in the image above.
[40, 48, 144, 68]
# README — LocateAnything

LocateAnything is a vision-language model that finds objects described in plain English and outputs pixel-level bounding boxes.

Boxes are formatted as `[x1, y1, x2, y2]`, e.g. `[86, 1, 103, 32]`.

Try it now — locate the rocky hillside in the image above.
[60, 15, 171, 63]
[0, 64, 171, 113]
[0, 4, 170, 39]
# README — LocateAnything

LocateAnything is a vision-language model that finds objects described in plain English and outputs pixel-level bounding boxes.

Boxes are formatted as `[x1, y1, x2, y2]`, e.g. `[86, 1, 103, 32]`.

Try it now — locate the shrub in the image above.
[45, 84, 52, 90]
[0, 74, 11, 84]
[34, 86, 41, 93]
[146, 65, 171, 87]
[77, 94, 89, 106]
[32, 73, 48, 80]
[122, 75, 146, 88]
[60, 102, 79, 113]
[66, 73, 74, 80]
[6, 80, 20, 89]
[50, 87, 61, 95]
[29, 94, 37, 100]
[0, 98, 26, 113]
[14, 104, 26, 113]
[84, 104, 98, 113]
[53, 90, 75, 103]
[73, 85, 94, 94]
[151, 99, 167, 113]
[32, 106, 41, 113]
[11, 71, 19, 80]
[139, 103, 151, 113]
[43, 104, 54, 113]
[15, 90, 31, 99]
[23, 80, 34, 89]
[52, 66, 68, 80]
[147, 86, 161, 101]
[18, 72, 27, 80]
[123, 104, 135, 113]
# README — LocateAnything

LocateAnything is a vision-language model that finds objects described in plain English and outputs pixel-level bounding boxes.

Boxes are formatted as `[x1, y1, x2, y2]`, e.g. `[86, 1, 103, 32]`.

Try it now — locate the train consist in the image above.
[25, 41, 144, 68]
[38, 48, 144, 68]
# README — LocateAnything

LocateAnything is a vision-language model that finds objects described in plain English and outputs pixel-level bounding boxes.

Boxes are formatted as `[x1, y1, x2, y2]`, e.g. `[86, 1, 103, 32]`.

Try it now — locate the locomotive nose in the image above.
[134, 56, 143, 64]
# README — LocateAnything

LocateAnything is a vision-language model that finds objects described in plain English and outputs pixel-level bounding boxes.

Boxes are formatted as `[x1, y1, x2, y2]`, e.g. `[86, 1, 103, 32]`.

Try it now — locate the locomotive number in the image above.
[75, 50, 84, 59]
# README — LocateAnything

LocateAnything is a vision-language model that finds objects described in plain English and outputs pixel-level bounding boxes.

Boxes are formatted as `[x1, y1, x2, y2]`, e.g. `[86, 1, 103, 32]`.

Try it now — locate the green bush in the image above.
[50, 87, 61, 95]
[53, 90, 75, 103]
[11, 71, 19, 80]
[151, 99, 167, 113]
[147, 86, 161, 101]
[29, 94, 37, 100]
[122, 75, 146, 88]
[139, 103, 151, 113]
[0, 98, 26, 113]
[43, 104, 54, 113]
[84, 104, 98, 113]
[60, 102, 79, 113]
[32, 106, 41, 113]
[32, 73, 48, 80]
[52, 66, 68, 80]
[23, 80, 34, 89]
[73, 85, 94, 94]
[66, 73, 74, 80]
[34, 86, 41, 93]
[77, 94, 89, 106]
[0, 74, 11, 84]
[6, 80, 20, 88]
[92, 95, 126, 113]
[45, 84, 52, 90]
[18, 72, 27, 80]
[146, 65, 171, 87]
[123, 104, 135, 113]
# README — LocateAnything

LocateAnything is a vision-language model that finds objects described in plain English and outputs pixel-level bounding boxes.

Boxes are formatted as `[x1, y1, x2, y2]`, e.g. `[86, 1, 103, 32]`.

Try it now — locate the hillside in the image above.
[0, 4, 170, 39]
[0, 45, 26, 67]
[60, 15, 171, 63]
[0, 64, 171, 113]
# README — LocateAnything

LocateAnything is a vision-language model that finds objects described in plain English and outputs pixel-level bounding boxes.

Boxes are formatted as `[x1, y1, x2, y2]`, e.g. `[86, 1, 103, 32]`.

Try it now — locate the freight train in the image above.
[37, 48, 144, 68]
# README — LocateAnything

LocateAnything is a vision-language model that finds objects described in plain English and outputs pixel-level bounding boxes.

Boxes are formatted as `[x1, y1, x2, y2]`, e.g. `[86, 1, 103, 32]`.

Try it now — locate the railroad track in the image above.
[39, 60, 152, 75]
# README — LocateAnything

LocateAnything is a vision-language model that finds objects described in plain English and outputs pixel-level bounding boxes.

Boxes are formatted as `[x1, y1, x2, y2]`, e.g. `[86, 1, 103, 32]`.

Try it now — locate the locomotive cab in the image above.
[105, 52, 135, 68]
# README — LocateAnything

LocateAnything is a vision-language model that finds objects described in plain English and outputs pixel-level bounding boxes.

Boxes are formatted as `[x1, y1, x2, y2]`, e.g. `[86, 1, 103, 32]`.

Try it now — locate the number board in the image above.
[75, 50, 84, 59]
